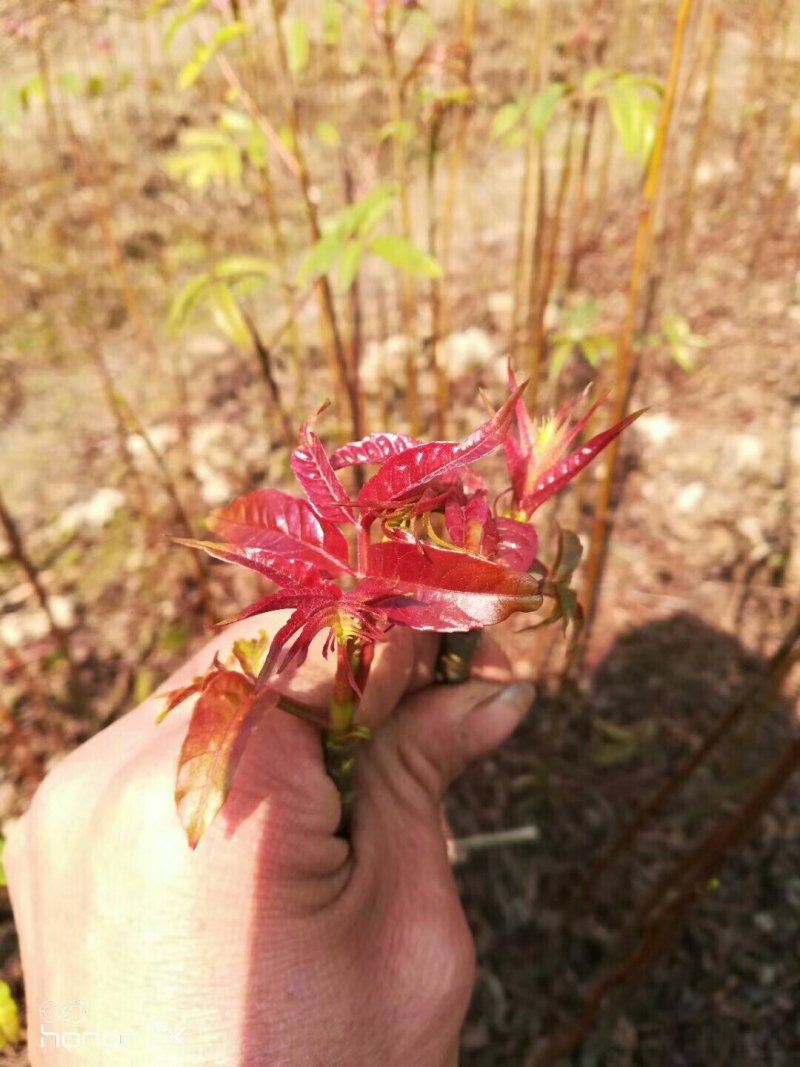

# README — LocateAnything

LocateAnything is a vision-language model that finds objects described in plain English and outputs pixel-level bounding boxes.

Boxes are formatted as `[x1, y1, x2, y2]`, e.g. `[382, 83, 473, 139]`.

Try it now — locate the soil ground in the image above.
[1, 2, 799, 1064]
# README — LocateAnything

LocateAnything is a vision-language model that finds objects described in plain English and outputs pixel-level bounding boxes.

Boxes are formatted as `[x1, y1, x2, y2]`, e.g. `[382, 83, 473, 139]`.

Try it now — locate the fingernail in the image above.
[496, 681, 535, 719]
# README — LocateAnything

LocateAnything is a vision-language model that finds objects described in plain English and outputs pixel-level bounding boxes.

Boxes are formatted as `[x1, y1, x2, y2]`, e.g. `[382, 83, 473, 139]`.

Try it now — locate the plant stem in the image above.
[0, 489, 79, 701]
[528, 105, 576, 410]
[510, 0, 550, 365]
[673, 6, 721, 277]
[580, 0, 694, 637]
[266, 2, 361, 443]
[325, 637, 374, 834]
[380, 7, 420, 434]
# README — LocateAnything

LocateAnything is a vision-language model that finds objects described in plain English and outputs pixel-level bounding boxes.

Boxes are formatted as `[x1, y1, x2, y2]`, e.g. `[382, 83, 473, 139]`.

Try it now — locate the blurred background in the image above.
[1, 0, 799, 1062]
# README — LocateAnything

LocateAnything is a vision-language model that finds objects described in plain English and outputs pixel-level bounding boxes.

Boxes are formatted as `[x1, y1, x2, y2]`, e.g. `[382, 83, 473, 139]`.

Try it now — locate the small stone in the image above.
[637, 411, 678, 445]
[57, 487, 125, 533]
[675, 481, 705, 513]
[0, 595, 76, 647]
[441, 327, 496, 378]
[127, 423, 179, 460]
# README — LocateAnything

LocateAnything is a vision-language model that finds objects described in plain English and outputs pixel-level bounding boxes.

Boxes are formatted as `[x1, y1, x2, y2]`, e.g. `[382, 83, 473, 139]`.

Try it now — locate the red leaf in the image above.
[520, 408, 645, 515]
[330, 432, 419, 470]
[176, 538, 325, 589]
[207, 489, 353, 576]
[444, 493, 490, 554]
[444, 500, 538, 571]
[217, 589, 320, 628]
[490, 517, 539, 571]
[291, 419, 355, 524]
[175, 671, 276, 849]
[157, 652, 228, 722]
[365, 541, 543, 630]
[256, 596, 340, 685]
[357, 381, 527, 521]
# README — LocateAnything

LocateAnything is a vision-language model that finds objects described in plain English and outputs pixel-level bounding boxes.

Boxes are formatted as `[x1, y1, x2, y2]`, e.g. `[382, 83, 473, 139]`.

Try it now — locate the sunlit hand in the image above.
[6, 613, 531, 1066]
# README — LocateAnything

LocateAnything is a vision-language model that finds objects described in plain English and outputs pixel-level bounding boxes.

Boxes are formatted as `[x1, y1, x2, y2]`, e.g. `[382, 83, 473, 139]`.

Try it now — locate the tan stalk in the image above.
[527, 105, 577, 414]
[750, 97, 800, 272]
[380, 5, 420, 434]
[648, 0, 663, 66]
[564, 4, 607, 293]
[114, 394, 212, 625]
[437, 0, 478, 432]
[508, 0, 549, 366]
[427, 112, 446, 438]
[86, 341, 155, 530]
[212, 53, 303, 417]
[673, 4, 721, 277]
[266, 2, 361, 442]
[35, 21, 60, 152]
[579, 0, 694, 635]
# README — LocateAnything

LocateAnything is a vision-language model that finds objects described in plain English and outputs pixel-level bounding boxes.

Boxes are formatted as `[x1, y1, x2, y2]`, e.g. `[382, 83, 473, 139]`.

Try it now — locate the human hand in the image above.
[6, 614, 532, 1066]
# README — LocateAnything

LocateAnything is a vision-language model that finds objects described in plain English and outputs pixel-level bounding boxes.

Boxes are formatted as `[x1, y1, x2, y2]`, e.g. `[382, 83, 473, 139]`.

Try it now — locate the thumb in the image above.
[355, 678, 534, 831]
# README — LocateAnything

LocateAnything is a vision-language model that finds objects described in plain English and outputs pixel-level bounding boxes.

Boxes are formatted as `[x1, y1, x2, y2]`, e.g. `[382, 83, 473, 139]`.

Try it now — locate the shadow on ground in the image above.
[448, 612, 799, 1066]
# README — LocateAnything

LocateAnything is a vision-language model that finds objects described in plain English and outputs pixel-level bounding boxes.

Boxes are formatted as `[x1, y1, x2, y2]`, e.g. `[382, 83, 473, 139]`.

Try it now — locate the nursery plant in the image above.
[163, 376, 642, 847]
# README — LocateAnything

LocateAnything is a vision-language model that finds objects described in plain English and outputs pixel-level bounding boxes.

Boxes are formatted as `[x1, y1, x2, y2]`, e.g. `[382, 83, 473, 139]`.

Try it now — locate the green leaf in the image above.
[661, 312, 708, 372]
[552, 527, 583, 584]
[59, 71, 80, 94]
[208, 282, 249, 349]
[213, 21, 249, 49]
[296, 230, 344, 286]
[164, 0, 209, 50]
[548, 339, 573, 382]
[490, 100, 523, 141]
[339, 240, 363, 291]
[314, 120, 340, 147]
[145, 0, 173, 16]
[582, 66, 610, 94]
[0, 838, 6, 887]
[168, 273, 211, 334]
[529, 82, 567, 140]
[287, 17, 310, 77]
[0, 981, 20, 1048]
[86, 73, 106, 97]
[378, 118, 416, 144]
[214, 255, 275, 282]
[322, 0, 341, 47]
[231, 631, 269, 679]
[177, 21, 247, 89]
[133, 667, 156, 705]
[337, 183, 396, 239]
[160, 621, 190, 653]
[368, 235, 442, 278]
[606, 75, 658, 163]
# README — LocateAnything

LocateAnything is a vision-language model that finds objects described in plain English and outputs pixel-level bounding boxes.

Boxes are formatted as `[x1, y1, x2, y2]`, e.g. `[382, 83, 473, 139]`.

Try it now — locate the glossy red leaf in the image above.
[444, 499, 538, 572]
[490, 517, 539, 571]
[520, 408, 645, 515]
[291, 418, 355, 525]
[175, 670, 277, 849]
[330, 432, 419, 470]
[365, 541, 543, 630]
[444, 493, 490, 554]
[176, 538, 325, 589]
[357, 381, 526, 521]
[256, 597, 339, 683]
[207, 489, 353, 576]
